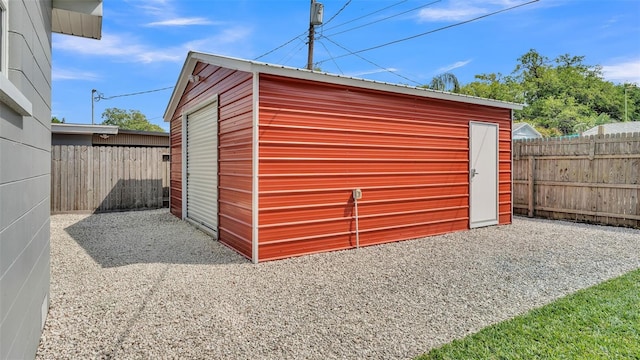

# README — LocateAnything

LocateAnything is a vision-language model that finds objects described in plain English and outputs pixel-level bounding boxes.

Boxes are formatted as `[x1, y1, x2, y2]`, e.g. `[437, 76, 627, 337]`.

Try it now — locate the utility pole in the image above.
[91, 89, 96, 124]
[306, 10, 315, 70]
[624, 84, 628, 122]
[307, 0, 323, 70]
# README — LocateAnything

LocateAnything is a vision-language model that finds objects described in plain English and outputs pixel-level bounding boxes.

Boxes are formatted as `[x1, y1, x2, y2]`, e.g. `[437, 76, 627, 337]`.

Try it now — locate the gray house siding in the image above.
[0, 1, 52, 359]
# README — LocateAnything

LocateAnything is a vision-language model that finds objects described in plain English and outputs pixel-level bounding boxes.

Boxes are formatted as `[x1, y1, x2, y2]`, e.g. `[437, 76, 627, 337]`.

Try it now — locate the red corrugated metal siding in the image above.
[498, 130, 512, 224]
[169, 62, 254, 258]
[257, 74, 511, 261]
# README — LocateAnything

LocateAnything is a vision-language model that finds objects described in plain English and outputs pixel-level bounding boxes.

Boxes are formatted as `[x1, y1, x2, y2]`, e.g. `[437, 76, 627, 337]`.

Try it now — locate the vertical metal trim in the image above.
[251, 72, 260, 264]
[468, 122, 472, 229]
[510, 109, 514, 223]
[167, 134, 171, 212]
[468, 122, 473, 229]
[495, 122, 500, 224]
[181, 113, 187, 219]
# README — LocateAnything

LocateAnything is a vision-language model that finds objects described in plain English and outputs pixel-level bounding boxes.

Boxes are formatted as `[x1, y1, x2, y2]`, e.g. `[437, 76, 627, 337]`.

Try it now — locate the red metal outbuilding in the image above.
[164, 52, 523, 263]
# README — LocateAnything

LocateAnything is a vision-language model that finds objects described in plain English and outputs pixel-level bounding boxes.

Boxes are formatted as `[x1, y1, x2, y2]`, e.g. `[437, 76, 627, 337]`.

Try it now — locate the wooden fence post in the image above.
[528, 155, 535, 217]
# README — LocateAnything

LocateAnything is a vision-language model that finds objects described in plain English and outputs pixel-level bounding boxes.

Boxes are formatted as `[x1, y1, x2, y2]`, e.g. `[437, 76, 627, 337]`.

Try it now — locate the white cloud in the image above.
[419, 5, 487, 22]
[600, 16, 620, 29]
[602, 59, 640, 84]
[349, 68, 399, 77]
[182, 26, 253, 54]
[53, 68, 101, 81]
[131, 0, 217, 27]
[54, 33, 182, 63]
[128, 0, 170, 17]
[436, 59, 472, 73]
[53, 27, 253, 64]
[417, 0, 538, 22]
[485, 0, 526, 6]
[146, 17, 215, 27]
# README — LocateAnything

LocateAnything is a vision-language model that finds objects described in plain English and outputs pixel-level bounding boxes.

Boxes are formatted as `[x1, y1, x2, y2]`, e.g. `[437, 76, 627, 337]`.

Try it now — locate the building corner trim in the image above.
[251, 73, 260, 264]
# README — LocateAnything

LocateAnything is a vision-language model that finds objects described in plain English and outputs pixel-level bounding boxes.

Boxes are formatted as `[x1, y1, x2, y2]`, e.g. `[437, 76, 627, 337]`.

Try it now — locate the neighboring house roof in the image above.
[51, 123, 118, 135]
[164, 52, 524, 122]
[52, 124, 169, 147]
[52, 0, 103, 39]
[581, 122, 640, 136]
[512, 122, 542, 139]
[118, 129, 169, 137]
[92, 129, 169, 147]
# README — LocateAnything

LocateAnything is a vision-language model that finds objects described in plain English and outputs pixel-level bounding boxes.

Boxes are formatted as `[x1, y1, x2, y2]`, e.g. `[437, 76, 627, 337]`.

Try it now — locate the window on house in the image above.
[0, 0, 32, 117]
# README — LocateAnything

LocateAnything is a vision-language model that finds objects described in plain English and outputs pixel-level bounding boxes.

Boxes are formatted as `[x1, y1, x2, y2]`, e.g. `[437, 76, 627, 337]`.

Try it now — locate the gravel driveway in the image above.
[37, 210, 640, 359]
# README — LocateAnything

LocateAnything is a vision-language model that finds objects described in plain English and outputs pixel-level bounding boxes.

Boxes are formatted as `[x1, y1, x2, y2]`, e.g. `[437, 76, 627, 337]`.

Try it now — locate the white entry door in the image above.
[185, 101, 218, 236]
[469, 122, 499, 228]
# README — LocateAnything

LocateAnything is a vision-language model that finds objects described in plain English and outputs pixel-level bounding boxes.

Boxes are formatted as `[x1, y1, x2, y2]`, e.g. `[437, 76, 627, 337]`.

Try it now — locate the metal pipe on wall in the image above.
[353, 189, 362, 249]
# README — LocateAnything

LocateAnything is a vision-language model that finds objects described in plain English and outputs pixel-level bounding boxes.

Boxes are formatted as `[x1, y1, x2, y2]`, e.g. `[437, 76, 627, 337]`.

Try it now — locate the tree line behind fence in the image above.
[513, 132, 640, 228]
[51, 145, 170, 213]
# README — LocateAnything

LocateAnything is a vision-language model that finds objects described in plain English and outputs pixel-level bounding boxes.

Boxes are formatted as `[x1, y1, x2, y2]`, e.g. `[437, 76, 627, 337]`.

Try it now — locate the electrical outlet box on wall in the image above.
[352, 189, 362, 200]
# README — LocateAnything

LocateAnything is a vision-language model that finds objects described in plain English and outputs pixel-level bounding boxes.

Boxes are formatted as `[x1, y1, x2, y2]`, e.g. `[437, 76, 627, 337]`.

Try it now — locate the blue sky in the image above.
[52, 0, 640, 131]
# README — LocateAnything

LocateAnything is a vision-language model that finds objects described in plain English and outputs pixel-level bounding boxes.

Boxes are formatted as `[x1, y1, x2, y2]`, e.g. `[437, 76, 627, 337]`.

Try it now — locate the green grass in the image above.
[417, 269, 640, 360]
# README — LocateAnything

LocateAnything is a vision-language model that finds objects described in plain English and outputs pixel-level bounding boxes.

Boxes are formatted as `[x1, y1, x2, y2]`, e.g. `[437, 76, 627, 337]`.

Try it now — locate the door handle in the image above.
[471, 169, 479, 178]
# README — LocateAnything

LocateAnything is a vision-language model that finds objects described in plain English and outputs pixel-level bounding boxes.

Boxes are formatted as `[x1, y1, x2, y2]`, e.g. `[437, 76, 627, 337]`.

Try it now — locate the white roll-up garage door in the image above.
[186, 101, 218, 235]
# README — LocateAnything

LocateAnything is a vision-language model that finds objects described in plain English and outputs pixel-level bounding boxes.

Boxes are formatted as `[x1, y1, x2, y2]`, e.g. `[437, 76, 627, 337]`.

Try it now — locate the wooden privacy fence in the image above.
[51, 145, 170, 213]
[513, 133, 640, 228]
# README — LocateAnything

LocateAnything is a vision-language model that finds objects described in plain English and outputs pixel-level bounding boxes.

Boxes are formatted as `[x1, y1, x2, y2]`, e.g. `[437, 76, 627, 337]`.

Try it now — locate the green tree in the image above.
[51, 116, 65, 123]
[573, 113, 614, 133]
[459, 73, 522, 103]
[426, 72, 461, 93]
[622, 83, 640, 121]
[459, 49, 636, 136]
[515, 50, 627, 134]
[101, 108, 164, 132]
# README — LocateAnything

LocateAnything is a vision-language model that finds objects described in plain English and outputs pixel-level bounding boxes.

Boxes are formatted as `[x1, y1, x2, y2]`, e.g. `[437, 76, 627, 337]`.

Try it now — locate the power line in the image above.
[323, 0, 352, 26]
[253, 0, 413, 64]
[316, 39, 344, 74]
[280, 39, 309, 66]
[323, 0, 408, 31]
[316, 0, 539, 65]
[322, 36, 422, 85]
[325, 0, 441, 37]
[254, 30, 309, 61]
[96, 86, 174, 101]
[276, 37, 306, 64]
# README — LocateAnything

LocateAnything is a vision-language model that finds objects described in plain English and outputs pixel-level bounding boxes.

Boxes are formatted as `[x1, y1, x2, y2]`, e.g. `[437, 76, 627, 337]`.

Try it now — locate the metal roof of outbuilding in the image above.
[164, 52, 524, 122]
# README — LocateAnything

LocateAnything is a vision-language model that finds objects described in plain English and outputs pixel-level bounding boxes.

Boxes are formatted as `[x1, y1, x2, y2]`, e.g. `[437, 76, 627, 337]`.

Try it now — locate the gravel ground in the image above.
[37, 210, 640, 359]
